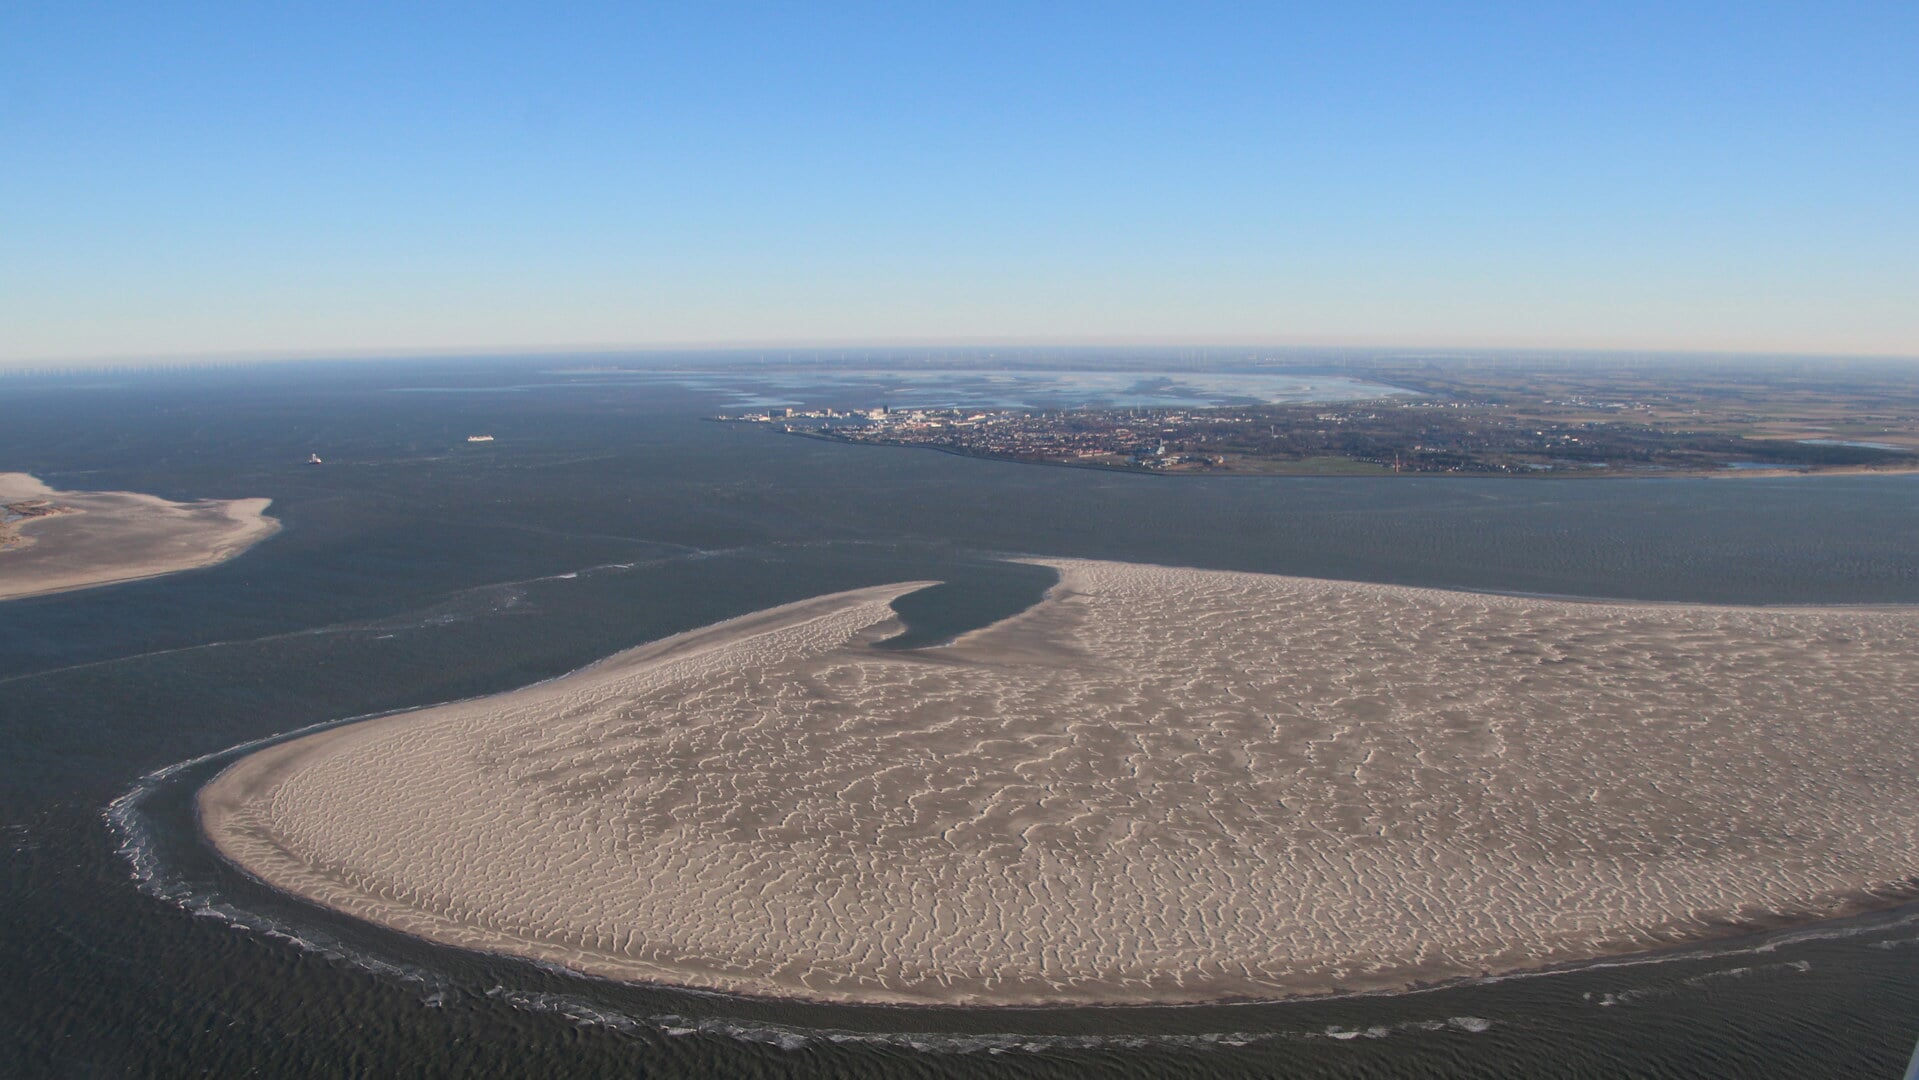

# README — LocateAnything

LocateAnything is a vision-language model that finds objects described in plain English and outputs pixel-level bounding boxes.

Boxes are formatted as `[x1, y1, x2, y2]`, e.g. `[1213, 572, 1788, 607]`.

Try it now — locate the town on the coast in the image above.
[716, 392, 1919, 477]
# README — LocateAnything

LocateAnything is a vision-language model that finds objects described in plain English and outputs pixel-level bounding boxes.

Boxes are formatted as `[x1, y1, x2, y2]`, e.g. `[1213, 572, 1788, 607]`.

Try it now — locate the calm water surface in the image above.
[3, 360, 1917, 1078]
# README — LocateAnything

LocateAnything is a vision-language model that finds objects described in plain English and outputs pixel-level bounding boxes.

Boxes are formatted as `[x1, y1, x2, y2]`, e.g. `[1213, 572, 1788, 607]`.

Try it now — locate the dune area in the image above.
[201, 559, 1919, 1005]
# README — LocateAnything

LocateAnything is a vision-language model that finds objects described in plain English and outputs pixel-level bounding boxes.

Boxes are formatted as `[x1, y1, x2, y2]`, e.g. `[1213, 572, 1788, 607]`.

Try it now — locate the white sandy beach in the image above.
[0, 472, 278, 601]
[202, 559, 1919, 1005]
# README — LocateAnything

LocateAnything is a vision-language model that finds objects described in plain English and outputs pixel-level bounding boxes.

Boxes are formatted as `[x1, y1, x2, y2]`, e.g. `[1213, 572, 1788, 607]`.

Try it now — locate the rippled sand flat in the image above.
[0, 472, 277, 601]
[202, 560, 1919, 1005]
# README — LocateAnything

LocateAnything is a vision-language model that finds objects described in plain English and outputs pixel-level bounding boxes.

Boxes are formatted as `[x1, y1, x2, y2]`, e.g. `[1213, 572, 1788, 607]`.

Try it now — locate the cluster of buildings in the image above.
[722, 405, 1229, 468]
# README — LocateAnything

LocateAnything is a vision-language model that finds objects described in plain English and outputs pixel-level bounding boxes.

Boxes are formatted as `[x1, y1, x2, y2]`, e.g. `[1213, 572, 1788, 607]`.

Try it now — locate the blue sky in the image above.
[3, 2, 1915, 363]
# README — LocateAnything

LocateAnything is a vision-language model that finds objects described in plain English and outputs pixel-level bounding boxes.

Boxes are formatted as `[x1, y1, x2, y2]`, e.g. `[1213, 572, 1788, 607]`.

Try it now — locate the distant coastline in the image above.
[711, 358, 1919, 479]
[771, 426, 1919, 480]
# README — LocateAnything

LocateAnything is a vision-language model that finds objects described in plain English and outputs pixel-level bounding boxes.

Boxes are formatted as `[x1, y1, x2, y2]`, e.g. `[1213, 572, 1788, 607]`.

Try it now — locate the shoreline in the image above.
[201, 561, 1919, 1007]
[773, 428, 1919, 481]
[0, 472, 280, 601]
[203, 818, 1919, 1010]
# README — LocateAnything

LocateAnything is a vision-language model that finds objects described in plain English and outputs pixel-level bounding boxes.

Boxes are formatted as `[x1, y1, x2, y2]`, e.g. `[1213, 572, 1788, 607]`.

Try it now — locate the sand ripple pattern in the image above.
[202, 561, 1919, 1004]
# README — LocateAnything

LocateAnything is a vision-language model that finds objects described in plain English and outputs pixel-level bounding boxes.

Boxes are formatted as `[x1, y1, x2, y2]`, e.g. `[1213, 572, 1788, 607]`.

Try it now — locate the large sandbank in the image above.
[202, 560, 1919, 1005]
[0, 472, 277, 601]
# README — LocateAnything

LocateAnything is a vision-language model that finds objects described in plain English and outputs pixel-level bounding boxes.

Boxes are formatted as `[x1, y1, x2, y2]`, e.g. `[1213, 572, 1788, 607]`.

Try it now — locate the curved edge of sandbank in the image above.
[198, 567, 1919, 1008]
[199, 582, 952, 1001]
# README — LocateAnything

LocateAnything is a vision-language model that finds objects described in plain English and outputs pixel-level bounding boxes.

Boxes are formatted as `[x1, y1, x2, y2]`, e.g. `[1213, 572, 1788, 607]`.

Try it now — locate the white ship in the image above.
[466, 434, 495, 443]
[307, 453, 323, 465]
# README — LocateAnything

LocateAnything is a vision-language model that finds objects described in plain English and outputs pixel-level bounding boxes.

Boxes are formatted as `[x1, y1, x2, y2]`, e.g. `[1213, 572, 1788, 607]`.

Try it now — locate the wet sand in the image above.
[0, 473, 278, 601]
[202, 560, 1919, 1005]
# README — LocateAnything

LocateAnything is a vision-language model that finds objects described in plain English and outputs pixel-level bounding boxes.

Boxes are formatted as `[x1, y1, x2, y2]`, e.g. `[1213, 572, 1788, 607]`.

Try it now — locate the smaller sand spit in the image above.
[0, 472, 278, 601]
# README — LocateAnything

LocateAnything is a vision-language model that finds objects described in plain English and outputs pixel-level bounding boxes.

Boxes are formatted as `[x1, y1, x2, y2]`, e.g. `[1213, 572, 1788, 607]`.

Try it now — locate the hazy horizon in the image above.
[3, 340, 1917, 376]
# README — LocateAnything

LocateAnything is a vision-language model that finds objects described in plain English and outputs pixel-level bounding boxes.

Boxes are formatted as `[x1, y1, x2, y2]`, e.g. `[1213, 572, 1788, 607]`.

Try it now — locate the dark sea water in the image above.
[3, 358, 1917, 1078]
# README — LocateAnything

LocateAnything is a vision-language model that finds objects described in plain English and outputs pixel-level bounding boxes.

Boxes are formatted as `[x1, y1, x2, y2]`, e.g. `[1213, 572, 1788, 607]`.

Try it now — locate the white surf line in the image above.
[0, 633, 318, 689]
[485, 985, 1498, 1053]
[0, 549, 761, 689]
[371, 512, 708, 551]
[3, 536, 1007, 688]
[1426, 907, 1919, 1008]
[102, 702, 480, 1000]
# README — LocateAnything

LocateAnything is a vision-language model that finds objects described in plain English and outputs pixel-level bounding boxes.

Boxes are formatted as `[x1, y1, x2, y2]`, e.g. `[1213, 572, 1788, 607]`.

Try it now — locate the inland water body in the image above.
[3, 357, 1918, 1078]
